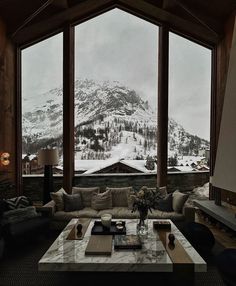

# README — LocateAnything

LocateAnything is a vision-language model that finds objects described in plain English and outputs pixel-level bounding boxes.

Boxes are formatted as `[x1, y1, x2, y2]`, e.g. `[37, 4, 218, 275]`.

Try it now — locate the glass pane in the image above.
[22, 33, 63, 175]
[168, 32, 211, 172]
[74, 9, 158, 174]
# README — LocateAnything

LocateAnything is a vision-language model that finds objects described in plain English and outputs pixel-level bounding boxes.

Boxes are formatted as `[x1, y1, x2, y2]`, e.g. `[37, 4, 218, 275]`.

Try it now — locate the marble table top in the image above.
[38, 219, 206, 272]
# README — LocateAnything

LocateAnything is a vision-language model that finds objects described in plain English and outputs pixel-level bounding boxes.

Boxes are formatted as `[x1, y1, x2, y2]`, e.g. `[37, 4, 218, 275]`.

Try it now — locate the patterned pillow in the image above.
[2, 206, 39, 225]
[4, 196, 32, 210]
[72, 187, 100, 207]
[91, 190, 112, 210]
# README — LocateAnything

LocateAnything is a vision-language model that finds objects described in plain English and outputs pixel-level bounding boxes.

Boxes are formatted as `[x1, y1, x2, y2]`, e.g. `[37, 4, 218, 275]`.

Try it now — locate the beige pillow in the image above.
[50, 188, 67, 211]
[91, 190, 112, 210]
[72, 187, 99, 207]
[172, 190, 189, 213]
[106, 187, 133, 207]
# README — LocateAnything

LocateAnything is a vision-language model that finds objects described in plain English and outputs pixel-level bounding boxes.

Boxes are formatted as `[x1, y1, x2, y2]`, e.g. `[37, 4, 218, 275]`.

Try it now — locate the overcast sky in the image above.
[22, 8, 211, 140]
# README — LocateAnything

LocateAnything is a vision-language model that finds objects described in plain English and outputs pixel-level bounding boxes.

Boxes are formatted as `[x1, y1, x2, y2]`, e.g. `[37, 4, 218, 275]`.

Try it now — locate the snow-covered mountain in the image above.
[22, 78, 209, 159]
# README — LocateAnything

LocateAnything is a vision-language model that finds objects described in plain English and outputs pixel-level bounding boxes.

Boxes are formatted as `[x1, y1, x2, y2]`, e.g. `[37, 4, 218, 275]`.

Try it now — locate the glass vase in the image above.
[137, 209, 148, 236]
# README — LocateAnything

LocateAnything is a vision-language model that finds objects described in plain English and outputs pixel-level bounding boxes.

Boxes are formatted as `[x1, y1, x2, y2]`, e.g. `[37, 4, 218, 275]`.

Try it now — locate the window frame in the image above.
[16, 8, 215, 195]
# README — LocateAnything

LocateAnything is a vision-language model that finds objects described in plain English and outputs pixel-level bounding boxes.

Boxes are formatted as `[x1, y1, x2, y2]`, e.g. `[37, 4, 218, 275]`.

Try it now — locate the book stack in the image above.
[114, 235, 142, 250]
[153, 221, 171, 230]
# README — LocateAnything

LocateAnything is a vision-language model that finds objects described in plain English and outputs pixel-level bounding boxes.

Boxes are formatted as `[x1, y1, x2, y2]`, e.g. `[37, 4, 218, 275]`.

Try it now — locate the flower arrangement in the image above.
[132, 186, 160, 223]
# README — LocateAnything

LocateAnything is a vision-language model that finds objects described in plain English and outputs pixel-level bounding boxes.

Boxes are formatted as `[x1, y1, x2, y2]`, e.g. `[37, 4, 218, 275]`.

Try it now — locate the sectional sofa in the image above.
[43, 186, 195, 230]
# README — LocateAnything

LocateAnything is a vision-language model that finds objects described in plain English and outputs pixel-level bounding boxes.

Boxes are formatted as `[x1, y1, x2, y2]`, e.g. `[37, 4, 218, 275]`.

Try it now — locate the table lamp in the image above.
[38, 148, 59, 204]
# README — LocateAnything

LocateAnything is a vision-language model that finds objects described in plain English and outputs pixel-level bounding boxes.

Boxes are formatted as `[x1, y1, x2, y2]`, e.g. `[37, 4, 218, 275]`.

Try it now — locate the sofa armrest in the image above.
[38, 200, 56, 217]
[182, 204, 195, 223]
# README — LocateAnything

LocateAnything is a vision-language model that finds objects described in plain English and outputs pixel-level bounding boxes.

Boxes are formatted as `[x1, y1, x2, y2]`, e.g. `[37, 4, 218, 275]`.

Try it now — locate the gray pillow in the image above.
[106, 187, 133, 207]
[63, 193, 83, 212]
[50, 188, 67, 211]
[172, 190, 189, 213]
[2, 206, 39, 225]
[91, 190, 112, 210]
[155, 194, 173, 211]
[72, 187, 99, 207]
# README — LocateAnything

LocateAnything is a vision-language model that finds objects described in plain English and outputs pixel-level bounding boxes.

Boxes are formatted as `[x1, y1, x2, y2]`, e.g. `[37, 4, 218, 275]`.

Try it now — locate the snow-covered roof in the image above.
[82, 157, 121, 174]
[74, 158, 157, 174]
[168, 166, 195, 172]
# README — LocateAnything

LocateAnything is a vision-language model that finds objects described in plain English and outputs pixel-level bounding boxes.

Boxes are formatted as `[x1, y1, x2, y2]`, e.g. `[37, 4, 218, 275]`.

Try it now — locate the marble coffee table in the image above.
[38, 218, 206, 272]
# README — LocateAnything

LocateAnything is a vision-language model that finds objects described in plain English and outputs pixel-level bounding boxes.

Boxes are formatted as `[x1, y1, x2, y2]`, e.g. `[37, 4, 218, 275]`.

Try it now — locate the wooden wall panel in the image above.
[214, 12, 236, 205]
[0, 17, 16, 198]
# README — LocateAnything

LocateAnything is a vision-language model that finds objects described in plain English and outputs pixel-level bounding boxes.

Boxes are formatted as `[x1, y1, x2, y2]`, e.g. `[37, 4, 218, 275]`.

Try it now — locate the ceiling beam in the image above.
[12, 0, 116, 45]
[12, 0, 220, 46]
[116, 0, 220, 45]
[173, 0, 221, 36]
[53, 0, 68, 9]
[11, 0, 54, 38]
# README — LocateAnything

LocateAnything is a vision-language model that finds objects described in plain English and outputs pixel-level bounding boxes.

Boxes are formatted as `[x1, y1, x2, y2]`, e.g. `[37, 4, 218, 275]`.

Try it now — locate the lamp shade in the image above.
[38, 148, 59, 166]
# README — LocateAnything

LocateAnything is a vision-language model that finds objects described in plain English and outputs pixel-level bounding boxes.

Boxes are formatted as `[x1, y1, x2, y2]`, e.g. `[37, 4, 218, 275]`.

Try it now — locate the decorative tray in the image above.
[91, 221, 126, 235]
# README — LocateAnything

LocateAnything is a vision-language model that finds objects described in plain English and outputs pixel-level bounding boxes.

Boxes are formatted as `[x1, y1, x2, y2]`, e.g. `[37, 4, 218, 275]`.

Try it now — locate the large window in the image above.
[20, 10, 212, 181]
[168, 32, 211, 172]
[74, 9, 158, 174]
[21, 33, 63, 174]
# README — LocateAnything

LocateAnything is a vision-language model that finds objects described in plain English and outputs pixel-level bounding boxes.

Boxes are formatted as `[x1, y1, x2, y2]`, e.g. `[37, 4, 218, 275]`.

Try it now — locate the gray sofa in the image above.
[43, 186, 195, 230]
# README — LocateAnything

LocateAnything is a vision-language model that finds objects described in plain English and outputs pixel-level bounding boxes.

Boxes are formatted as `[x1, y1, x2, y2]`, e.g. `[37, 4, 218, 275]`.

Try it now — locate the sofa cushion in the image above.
[155, 193, 173, 212]
[91, 190, 112, 210]
[172, 190, 189, 213]
[54, 208, 99, 221]
[148, 209, 184, 221]
[4, 196, 32, 210]
[63, 193, 83, 212]
[106, 187, 133, 207]
[72, 187, 99, 207]
[98, 207, 138, 219]
[50, 188, 67, 211]
[2, 206, 40, 225]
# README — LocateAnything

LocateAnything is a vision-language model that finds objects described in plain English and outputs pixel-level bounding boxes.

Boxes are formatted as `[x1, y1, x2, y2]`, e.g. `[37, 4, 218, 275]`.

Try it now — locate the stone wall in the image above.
[22, 172, 209, 202]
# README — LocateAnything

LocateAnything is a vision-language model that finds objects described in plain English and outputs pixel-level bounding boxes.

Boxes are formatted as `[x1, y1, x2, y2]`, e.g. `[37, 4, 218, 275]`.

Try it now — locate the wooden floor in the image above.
[195, 211, 236, 248]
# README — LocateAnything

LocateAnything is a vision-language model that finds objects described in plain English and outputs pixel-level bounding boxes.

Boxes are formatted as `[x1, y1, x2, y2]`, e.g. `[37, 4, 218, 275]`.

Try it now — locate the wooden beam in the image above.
[11, 0, 54, 38]
[173, 0, 221, 36]
[12, 0, 115, 45]
[13, 0, 219, 46]
[63, 23, 74, 193]
[157, 26, 169, 187]
[53, 0, 68, 9]
[116, 0, 219, 45]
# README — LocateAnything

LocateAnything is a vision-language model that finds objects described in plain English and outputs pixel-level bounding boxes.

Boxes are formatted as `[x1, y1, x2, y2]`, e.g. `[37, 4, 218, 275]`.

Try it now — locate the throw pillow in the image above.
[50, 188, 67, 211]
[106, 187, 133, 207]
[172, 190, 189, 213]
[2, 206, 39, 225]
[72, 187, 99, 207]
[148, 186, 167, 199]
[4, 196, 32, 210]
[91, 190, 112, 210]
[127, 189, 136, 210]
[63, 193, 83, 212]
[155, 194, 173, 212]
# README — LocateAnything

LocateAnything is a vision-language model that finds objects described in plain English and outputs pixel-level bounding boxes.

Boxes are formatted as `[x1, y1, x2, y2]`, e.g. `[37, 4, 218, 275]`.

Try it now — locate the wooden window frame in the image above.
[16, 8, 216, 194]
